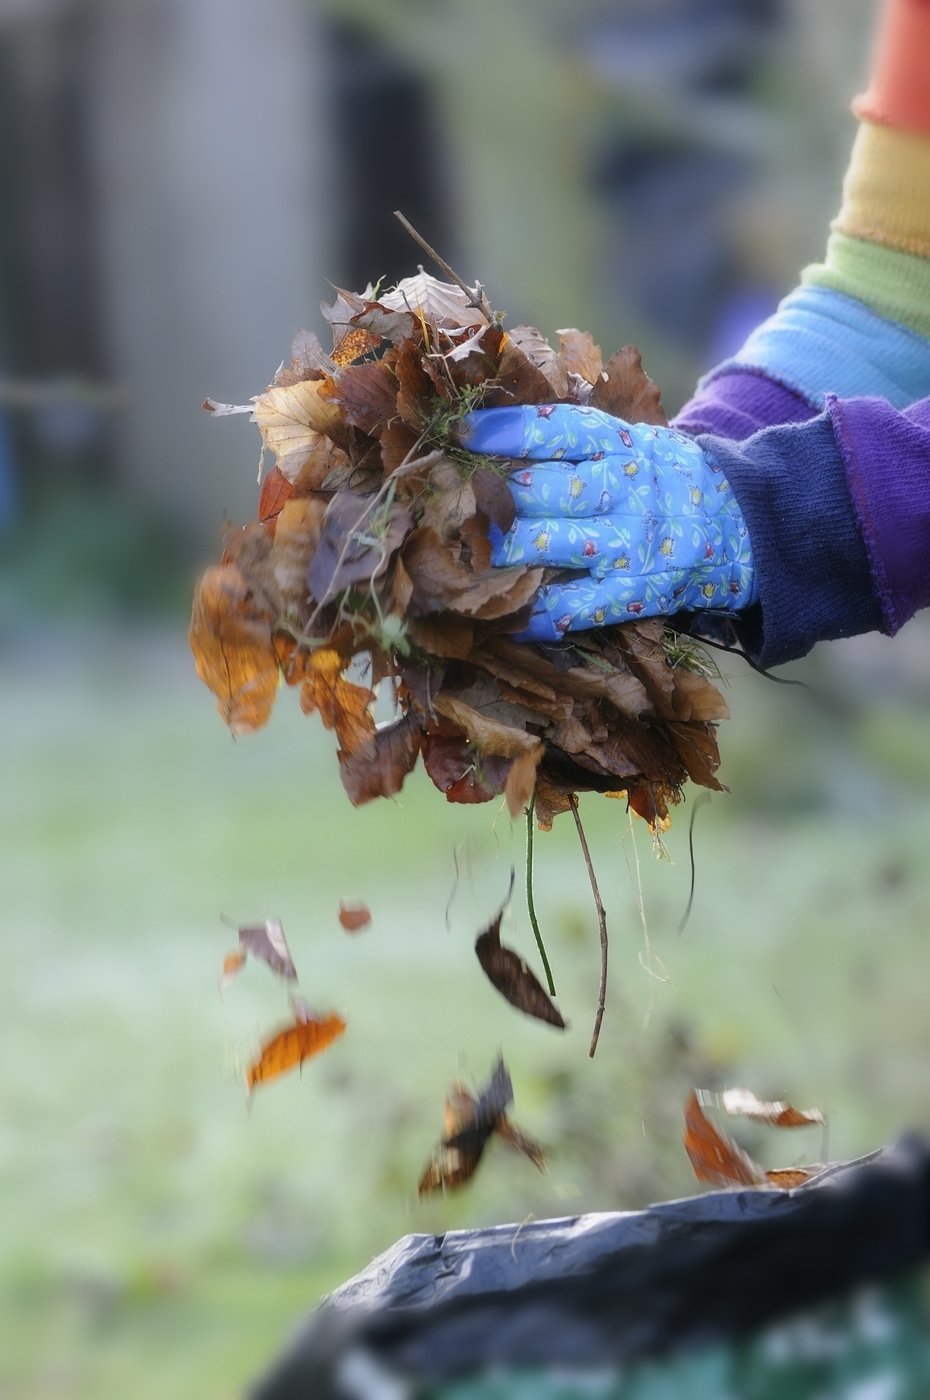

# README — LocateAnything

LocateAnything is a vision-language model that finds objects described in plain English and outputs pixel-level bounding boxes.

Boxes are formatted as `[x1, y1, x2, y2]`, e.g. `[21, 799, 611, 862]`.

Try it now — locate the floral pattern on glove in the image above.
[459, 404, 757, 642]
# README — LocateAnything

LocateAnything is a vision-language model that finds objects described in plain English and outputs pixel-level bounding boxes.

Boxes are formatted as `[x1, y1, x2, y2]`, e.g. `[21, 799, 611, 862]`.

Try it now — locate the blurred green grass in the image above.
[3, 624, 930, 1399]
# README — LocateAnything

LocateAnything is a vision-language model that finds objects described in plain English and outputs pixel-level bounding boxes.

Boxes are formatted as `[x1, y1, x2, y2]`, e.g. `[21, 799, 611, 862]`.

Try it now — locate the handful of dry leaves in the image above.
[190, 263, 728, 832]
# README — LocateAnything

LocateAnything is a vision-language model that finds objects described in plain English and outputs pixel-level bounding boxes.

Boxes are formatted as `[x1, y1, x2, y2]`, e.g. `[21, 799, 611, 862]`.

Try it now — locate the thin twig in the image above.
[569, 794, 608, 1058]
[393, 210, 497, 322]
[525, 796, 556, 996]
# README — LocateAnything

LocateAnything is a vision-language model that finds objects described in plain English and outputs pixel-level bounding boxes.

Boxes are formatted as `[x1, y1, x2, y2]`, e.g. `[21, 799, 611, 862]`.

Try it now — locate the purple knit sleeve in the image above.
[673, 368, 818, 440]
[692, 396, 930, 664]
[828, 395, 930, 634]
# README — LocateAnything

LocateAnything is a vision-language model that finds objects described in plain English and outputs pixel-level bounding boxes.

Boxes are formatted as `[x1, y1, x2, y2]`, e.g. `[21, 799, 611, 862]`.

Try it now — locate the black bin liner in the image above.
[254, 1136, 930, 1399]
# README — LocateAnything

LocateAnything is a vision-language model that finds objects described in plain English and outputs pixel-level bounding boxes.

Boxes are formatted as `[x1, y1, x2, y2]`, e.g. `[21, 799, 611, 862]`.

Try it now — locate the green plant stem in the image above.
[525, 796, 556, 997]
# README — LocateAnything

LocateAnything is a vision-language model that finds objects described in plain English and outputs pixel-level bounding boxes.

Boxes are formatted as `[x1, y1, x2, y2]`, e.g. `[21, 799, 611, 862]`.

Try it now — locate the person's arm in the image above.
[677, 0, 930, 438]
[694, 394, 930, 666]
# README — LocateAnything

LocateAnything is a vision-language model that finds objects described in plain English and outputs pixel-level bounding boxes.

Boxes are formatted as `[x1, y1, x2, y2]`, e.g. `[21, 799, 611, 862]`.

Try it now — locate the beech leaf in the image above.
[683, 1090, 766, 1189]
[474, 877, 566, 1029]
[246, 1008, 346, 1093]
[236, 917, 298, 981]
[189, 565, 279, 736]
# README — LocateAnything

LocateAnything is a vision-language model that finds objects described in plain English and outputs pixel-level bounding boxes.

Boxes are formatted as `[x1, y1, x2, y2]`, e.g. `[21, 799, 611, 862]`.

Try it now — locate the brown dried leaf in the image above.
[683, 1091, 766, 1189]
[504, 740, 545, 818]
[417, 1055, 519, 1197]
[471, 466, 516, 534]
[405, 614, 475, 660]
[505, 325, 570, 398]
[308, 494, 411, 606]
[497, 1117, 547, 1172]
[434, 693, 542, 759]
[670, 666, 731, 723]
[720, 1087, 826, 1130]
[332, 359, 399, 436]
[257, 467, 295, 531]
[272, 328, 332, 386]
[557, 328, 603, 385]
[269, 497, 327, 617]
[246, 1009, 346, 1093]
[481, 337, 561, 409]
[252, 378, 344, 481]
[590, 346, 667, 426]
[237, 918, 298, 981]
[474, 881, 566, 1029]
[189, 565, 279, 735]
[421, 735, 512, 804]
[338, 900, 372, 933]
[338, 709, 422, 805]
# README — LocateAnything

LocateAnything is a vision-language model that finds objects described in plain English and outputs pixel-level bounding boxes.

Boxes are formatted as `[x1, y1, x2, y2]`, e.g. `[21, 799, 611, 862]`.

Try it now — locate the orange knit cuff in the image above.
[854, 0, 930, 134]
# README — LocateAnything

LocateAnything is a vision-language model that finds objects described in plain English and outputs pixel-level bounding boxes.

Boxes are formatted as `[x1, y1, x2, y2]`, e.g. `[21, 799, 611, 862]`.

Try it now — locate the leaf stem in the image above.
[525, 796, 556, 997]
[569, 794, 608, 1058]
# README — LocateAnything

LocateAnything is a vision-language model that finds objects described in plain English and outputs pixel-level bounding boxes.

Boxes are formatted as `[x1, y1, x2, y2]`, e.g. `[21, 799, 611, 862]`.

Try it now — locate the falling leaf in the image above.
[338, 900, 371, 933]
[720, 1087, 826, 1130]
[189, 565, 280, 735]
[246, 1009, 346, 1093]
[683, 1091, 766, 1189]
[590, 346, 667, 426]
[474, 878, 565, 1029]
[237, 918, 298, 981]
[418, 1055, 541, 1196]
[221, 949, 247, 986]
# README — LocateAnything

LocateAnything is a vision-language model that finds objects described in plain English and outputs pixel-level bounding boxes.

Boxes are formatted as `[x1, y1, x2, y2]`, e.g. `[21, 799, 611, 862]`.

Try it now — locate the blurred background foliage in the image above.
[3, 1, 930, 1398]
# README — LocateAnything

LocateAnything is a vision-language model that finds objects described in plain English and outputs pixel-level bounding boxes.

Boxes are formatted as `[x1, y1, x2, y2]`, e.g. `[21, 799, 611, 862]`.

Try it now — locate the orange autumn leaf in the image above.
[683, 1090, 765, 1189]
[221, 949, 247, 986]
[189, 564, 280, 735]
[299, 648, 376, 754]
[246, 1009, 346, 1093]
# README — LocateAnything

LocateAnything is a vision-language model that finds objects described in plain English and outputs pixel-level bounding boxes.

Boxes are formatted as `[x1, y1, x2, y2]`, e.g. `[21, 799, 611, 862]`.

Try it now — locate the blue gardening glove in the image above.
[458, 404, 757, 643]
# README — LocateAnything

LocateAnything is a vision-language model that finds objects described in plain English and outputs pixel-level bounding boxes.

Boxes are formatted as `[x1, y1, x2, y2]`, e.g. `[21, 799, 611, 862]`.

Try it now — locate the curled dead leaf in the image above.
[474, 877, 565, 1030]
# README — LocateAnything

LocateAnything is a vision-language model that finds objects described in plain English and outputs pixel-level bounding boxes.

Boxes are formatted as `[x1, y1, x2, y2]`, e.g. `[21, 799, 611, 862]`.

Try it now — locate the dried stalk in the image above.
[393, 210, 497, 322]
[569, 794, 608, 1057]
[525, 796, 556, 996]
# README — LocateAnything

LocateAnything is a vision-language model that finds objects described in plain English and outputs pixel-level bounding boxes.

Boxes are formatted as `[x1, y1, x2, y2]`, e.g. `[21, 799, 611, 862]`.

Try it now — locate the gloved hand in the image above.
[458, 404, 757, 643]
